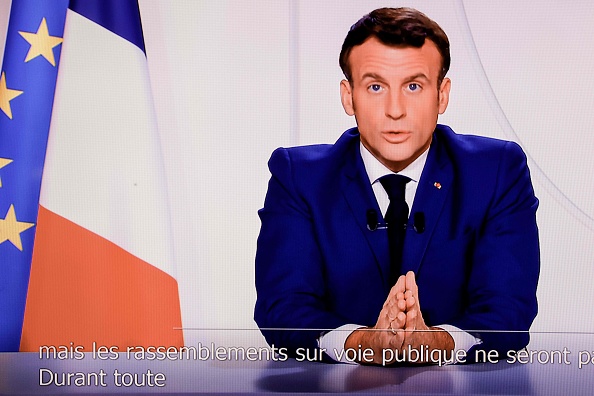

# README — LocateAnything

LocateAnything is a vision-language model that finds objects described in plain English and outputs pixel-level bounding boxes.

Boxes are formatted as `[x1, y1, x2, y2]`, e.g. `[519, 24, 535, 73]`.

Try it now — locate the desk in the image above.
[1, 333, 592, 395]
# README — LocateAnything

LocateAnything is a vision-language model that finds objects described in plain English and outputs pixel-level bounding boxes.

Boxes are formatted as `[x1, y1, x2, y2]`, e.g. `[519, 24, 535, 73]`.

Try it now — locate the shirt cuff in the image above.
[434, 324, 482, 363]
[318, 324, 365, 364]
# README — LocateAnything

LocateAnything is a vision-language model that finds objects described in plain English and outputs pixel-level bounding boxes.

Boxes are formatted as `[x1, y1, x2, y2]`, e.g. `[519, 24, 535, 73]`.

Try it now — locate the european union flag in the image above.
[0, 0, 68, 352]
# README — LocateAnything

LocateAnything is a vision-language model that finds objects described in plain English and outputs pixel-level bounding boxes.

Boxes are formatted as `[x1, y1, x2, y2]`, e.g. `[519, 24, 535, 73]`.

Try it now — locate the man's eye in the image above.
[408, 83, 420, 91]
[369, 84, 382, 92]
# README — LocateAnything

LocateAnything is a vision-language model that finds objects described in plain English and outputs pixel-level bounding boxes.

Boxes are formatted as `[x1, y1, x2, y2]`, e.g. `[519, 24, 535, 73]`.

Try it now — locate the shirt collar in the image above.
[360, 141, 429, 184]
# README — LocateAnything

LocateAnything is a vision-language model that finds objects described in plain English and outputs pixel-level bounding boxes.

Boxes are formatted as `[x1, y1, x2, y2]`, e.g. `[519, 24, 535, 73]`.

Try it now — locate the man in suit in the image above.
[254, 7, 539, 364]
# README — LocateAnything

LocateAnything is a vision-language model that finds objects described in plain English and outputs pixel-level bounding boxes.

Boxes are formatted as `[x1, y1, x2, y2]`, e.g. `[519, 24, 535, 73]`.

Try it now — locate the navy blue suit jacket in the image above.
[254, 125, 539, 359]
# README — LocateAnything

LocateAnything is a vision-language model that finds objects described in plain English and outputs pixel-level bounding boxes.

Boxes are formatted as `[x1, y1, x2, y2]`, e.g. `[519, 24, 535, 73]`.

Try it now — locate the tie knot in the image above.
[379, 174, 410, 202]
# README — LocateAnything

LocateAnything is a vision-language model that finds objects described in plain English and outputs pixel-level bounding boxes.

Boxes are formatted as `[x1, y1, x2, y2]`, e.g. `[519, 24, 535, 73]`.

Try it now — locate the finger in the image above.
[405, 271, 421, 311]
[385, 294, 407, 322]
[385, 306, 397, 322]
[396, 274, 406, 291]
[385, 302, 404, 323]
[379, 299, 401, 327]
[401, 309, 417, 346]
[394, 311, 406, 329]
[405, 294, 415, 310]
[388, 275, 406, 300]
[382, 296, 399, 321]
[384, 295, 402, 320]
[406, 307, 418, 327]
[387, 303, 407, 327]
[405, 271, 417, 294]
[384, 276, 404, 303]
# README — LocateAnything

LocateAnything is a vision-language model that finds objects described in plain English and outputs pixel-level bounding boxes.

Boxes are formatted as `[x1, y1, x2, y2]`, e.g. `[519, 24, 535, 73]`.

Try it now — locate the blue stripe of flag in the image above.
[69, 0, 146, 53]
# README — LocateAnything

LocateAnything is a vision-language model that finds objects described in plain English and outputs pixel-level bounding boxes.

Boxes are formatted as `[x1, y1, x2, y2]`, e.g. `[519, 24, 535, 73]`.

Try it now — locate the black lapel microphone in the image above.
[366, 209, 386, 231]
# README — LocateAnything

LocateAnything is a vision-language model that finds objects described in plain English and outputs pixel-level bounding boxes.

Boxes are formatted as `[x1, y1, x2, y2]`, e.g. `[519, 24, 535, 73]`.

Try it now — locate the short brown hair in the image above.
[339, 7, 450, 85]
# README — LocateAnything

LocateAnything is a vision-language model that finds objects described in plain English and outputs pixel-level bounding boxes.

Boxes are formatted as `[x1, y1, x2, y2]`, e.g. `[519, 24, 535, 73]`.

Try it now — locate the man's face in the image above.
[340, 37, 451, 172]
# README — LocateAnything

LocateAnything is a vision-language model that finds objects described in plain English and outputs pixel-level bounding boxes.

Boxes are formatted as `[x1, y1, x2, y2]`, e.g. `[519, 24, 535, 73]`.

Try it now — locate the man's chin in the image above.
[376, 147, 426, 172]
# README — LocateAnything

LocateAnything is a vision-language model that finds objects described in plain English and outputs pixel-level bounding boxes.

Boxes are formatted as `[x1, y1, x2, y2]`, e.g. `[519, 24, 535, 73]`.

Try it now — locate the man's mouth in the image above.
[382, 131, 411, 143]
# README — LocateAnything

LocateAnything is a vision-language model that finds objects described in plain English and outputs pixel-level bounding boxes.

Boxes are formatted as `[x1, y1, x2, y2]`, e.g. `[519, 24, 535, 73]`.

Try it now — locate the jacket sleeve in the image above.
[254, 148, 347, 357]
[449, 141, 540, 359]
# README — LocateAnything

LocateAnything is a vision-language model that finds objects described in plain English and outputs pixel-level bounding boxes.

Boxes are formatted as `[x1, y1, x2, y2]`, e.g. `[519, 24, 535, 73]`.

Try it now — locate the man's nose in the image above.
[385, 91, 406, 119]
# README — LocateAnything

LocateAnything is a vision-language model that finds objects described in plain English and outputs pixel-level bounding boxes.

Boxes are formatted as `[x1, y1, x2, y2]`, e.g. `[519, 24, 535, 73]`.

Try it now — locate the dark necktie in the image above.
[379, 174, 410, 283]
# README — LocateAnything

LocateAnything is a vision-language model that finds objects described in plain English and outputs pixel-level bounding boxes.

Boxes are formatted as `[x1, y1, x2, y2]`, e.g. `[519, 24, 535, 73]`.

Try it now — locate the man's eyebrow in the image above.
[360, 72, 431, 82]
[404, 73, 430, 82]
[361, 72, 386, 81]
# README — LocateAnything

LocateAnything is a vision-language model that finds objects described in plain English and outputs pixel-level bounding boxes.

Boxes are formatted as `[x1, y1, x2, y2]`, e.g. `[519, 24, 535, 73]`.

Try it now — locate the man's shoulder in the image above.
[435, 124, 525, 163]
[268, 128, 359, 171]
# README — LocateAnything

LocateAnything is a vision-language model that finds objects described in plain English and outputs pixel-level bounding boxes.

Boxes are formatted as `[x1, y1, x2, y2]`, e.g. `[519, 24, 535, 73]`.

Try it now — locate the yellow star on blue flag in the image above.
[0, 72, 24, 119]
[19, 17, 64, 66]
[0, 204, 35, 251]
[0, 157, 13, 187]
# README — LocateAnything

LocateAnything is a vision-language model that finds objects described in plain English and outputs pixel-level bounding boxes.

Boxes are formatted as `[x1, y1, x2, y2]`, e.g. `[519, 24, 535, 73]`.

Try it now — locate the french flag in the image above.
[0, 0, 183, 352]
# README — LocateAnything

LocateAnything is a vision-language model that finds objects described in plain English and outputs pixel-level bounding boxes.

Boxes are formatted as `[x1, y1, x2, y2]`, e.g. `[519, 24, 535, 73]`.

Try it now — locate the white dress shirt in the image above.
[318, 142, 480, 363]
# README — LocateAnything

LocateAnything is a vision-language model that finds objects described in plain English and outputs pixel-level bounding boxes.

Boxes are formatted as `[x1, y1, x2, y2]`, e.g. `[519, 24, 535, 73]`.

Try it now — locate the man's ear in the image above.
[340, 79, 355, 116]
[438, 77, 451, 115]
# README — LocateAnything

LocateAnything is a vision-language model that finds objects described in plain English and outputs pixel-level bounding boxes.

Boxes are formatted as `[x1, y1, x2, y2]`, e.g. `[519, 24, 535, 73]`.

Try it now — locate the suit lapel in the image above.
[339, 137, 392, 289]
[401, 133, 453, 274]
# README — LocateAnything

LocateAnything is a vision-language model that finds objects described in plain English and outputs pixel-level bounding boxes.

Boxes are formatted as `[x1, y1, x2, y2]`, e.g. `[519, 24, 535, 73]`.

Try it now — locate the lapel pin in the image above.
[434, 182, 442, 190]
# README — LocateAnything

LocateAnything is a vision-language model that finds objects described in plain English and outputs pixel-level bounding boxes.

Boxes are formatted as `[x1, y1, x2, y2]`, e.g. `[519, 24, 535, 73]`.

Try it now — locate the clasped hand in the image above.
[345, 271, 454, 364]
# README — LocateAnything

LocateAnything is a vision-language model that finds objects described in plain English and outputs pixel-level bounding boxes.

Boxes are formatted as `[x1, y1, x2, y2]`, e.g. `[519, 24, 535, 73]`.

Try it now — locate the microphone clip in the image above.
[366, 209, 387, 231]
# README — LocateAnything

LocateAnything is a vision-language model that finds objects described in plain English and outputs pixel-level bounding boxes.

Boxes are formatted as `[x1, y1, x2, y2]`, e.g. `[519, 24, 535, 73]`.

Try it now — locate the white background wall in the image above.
[2, 0, 593, 348]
